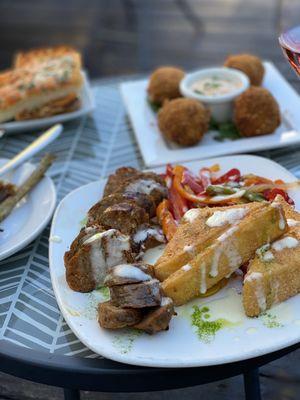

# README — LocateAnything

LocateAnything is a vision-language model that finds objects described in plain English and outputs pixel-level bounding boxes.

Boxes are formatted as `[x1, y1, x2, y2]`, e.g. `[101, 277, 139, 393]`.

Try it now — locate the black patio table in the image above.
[0, 76, 299, 400]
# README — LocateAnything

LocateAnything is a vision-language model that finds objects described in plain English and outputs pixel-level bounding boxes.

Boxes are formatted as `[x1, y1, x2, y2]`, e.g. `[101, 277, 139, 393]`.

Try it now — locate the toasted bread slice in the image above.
[14, 45, 82, 69]
[15, 93, 80, 120]
[162, 203, 287, 305]
[243, 196, 300, 317]
[154, 202, 264, 282]
[0, 57, 83, 123]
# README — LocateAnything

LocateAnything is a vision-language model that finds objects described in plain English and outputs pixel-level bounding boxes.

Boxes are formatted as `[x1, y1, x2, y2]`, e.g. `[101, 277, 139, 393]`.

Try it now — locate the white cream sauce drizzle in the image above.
[183, 244, 194, 254]
[200, 263, 207, 294]
[133, 225, 165, 244]
[244, 272, 266, 312]
[256, 244, 274, 262]
[209, 190, 246, 203]
[272, 236, 299, 252]
[182, 264, 192, 271]
[206, 208, 248, 227]
[287, 219, 299, 227]
[113, 264, 151, 281]
[83, 229, 130, 285]
[183, 208, 200, 223]
[271, 203, 286, 230]
[161, 297, 172, 306]
[209, 226, 239, 277]
[125, 179, 164, 195]
[49, 235, 62, 243]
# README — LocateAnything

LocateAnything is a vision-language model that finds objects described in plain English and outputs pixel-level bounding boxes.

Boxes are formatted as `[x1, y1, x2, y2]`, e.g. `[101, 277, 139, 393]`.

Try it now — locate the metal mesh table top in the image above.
[0, 76, 300, 360]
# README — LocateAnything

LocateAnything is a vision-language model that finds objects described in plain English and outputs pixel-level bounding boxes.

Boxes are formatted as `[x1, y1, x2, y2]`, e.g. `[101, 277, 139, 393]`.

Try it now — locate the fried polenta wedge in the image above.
[154, 202, 265, 282]
[162, 203, 287, 306]
[243, 196, 300, 317]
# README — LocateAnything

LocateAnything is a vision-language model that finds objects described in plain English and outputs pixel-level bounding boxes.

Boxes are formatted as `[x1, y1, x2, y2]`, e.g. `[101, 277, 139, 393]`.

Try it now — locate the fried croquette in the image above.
[224, 54, 264, 86]
[234, 87, 281, 137]
[148, 66, 185, 106]
[158, 98, 210, 146]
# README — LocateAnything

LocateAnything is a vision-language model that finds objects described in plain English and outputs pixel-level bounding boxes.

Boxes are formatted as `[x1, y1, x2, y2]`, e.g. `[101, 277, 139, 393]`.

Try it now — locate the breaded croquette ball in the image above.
[148, 66, 185, 105]
[158, 98, 210, 146]
[224, 54, 264, 86]
[234, 87, 280, 137]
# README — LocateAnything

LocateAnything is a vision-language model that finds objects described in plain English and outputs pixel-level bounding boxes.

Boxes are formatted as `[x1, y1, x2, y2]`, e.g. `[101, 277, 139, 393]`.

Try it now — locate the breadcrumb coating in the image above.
[158, 98, 210, 146]
[224, 53, 264, 86]
[234, 87, 280, 137]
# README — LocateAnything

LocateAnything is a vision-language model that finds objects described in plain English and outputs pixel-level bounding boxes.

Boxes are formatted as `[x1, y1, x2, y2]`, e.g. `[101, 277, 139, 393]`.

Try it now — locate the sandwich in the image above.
[13, 45, 82, 69]
[0, 56, 83, 123]
[243, 195, 300, 316]
[157, 202, 287, 306]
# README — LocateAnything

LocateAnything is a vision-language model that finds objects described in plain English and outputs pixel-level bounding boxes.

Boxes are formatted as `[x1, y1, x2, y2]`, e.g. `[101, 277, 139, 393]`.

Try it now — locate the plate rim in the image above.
[0, 159, 57, 261]
[49, 154, 300, 368]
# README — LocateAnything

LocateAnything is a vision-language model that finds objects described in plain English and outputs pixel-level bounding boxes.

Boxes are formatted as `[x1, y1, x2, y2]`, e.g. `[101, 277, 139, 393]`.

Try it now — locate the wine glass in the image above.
[279, 26, 300, 76]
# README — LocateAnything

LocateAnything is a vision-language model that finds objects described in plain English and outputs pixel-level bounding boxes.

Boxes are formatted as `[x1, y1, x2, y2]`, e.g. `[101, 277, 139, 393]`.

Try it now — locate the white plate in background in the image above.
[49, 155, 300, 368]
[0, 159, 56, 260]
[0, 71, 95, 134]
[121, 62, 300, 167]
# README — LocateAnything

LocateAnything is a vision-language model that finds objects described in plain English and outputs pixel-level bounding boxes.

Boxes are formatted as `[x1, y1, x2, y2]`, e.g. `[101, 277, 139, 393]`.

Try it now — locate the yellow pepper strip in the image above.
[209, 163, 220, 173]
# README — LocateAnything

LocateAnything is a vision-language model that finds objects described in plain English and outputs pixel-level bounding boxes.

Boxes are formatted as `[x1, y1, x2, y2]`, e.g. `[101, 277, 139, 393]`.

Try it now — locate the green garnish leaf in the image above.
[147, 98, 161, 113]
[194, 89, 205, 95]
[209, 117, 219, 130]
[211, 120, 241, 142]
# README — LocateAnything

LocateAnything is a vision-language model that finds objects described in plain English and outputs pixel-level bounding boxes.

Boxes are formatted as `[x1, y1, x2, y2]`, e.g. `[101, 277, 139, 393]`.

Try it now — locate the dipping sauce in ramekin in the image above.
[180, 67, 250, 122]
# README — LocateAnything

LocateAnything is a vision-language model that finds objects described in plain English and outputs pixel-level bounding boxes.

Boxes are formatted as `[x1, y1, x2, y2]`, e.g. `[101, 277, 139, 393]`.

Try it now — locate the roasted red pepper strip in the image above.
[165, 163, 174, 189]
[214, 168, 241, 184]
[264, 188, 294, 205]
[182, 170, 204, 194]
[156, 199, 177, 241]
[169, 183, 189, 221]
[199, 168, 211, 189]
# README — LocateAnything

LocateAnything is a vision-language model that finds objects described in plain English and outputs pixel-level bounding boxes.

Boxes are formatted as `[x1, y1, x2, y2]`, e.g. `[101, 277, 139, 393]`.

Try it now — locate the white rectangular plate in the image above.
[121, 62, 300, 167]
[49, 155, 300, 368]
[0, 71, 95, 134]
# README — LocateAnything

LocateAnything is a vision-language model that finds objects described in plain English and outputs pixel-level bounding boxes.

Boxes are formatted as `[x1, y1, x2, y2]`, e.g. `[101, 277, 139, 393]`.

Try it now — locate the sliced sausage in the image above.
[87, 193, 156, 226]
[132, 224, 165, 252]
[134, 297, 175, 334]
[120, 176, 167, 206]
[64, 225, 104, 264]
[99, 202, 149, 235]
[104, 167, 140, 197]
[98, 301, 143, 329]
[110, 279, 161, 308]
[65, 229, 134, 292]
[104, 263, 155, 287]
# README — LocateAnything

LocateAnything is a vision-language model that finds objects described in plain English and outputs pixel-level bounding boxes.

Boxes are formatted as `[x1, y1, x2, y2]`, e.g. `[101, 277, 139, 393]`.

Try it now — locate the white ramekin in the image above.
[179, 67, 250, 123]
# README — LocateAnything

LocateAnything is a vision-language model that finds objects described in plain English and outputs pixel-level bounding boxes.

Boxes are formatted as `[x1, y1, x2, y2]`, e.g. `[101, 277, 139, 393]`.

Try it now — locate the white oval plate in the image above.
[0, 159, 56, 260]
[49, 155, 300, 368]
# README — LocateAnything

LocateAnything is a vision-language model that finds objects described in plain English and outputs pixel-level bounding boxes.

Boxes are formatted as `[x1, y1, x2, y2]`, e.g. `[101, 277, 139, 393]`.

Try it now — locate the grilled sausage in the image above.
[104, 167, 140, 197]
[98, 301, 143, 329]
[110, 279, 162, 308]
[134, 297, 174, 334]
[65, 229, 134, 292]
[99, 202, 149, 235]
[87, 193, 156, 226]
[104, 263, 155, 287]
